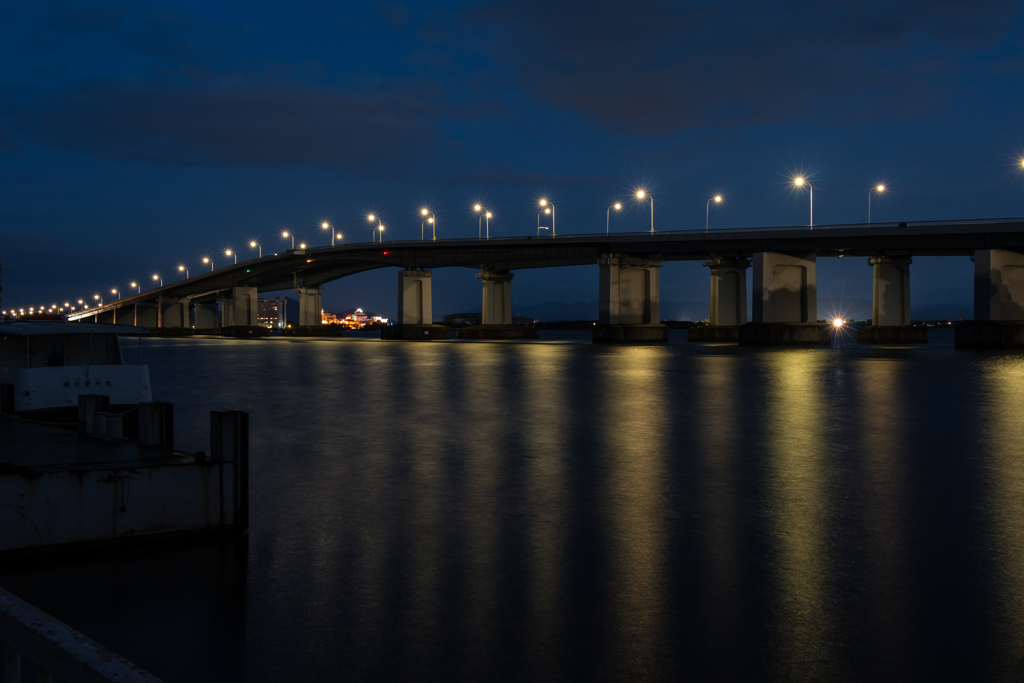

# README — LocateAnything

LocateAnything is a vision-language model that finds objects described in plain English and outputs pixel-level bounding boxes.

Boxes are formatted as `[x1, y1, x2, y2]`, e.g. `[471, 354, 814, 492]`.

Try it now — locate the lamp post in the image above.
[94, 294, 103, 305]
[179, 265, 188, 279]
[485, 212, 492, 239]
[250, 241, 261, 258]
[474, 205, 485, 239]
[868, 184, 885, 224]
[282, 231, 294, 249]
[322, 222, 334, 246]
[111, 288, 120, 300]
[539, 200, 555, 236]
[706, 195, 722, 233]
[794, 177, 813, 227]
[202, 257, 213, 271]
[636, 190, 653, 233]
[131, 282, 139, 294]
[367, 215, 382, 242]
[420, 209, 436, 241]
[378, 225, 385, 242]
[152, 274, 162, 287]
[538, 207, 551, 236]
[226, 249, 236, 264]
[607, 202, 622, 235]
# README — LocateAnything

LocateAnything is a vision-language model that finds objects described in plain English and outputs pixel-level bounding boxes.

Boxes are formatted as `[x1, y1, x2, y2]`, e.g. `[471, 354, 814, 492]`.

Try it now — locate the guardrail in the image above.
[1, 586, 163, 682]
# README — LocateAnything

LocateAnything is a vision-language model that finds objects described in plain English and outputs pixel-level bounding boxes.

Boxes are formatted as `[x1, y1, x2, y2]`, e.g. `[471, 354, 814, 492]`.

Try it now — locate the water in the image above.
[4, 329, 1024, 682]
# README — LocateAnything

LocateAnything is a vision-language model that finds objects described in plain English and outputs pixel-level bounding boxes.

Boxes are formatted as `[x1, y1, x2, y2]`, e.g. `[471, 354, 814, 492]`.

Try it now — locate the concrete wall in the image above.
[708, 258, 749, 326]
[974, 249, 1024, 321]
[397, 270, 433, 325]
[598, 254, 661, 325]
[136, 303, 158, 328]
[478, 271, 514, 325]
[224, 287, 258, 327]
[870, 257, 912, 326]
[753, 252, 816, 323]
[194, 303, 220, 328]
[295, 288, 323, 326]
[160, 297, 189, 328]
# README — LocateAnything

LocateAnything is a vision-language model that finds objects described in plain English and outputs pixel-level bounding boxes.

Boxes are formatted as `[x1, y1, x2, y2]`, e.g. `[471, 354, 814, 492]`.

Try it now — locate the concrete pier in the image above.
[136, 303, 159, 328]
[159, 297, 190, 330]
[742, 251, 830, 345]
[690, 256, 749, 342]
[858, 256, 927, 344]
[384, 269, 450, 340]
[295, 287, 323, 327]
[956, 249, 1024, 348]
[223, 286, 258, 327]
[194, 302, 220, 330]
[457, 270, 538, 339]
[593, 254, 667, 344]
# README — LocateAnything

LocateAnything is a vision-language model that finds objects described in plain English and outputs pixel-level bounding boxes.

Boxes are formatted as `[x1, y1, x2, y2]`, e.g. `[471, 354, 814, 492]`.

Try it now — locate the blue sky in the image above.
[2, 1, 1023, 319]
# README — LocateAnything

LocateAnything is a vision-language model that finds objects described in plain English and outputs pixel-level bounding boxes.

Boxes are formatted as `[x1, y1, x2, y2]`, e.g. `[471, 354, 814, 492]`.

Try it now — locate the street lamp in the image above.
[226, 249, 236, 264]
[94, 294, 103, 305]
[868, 184, 885, 224]
[130, 282, 139, 294]
[367, 215, 383, 242]
[282, 231, 294, 249]
[607, 202, 622, 235]
[794, 177, 813, 227]
[539, 200, 555, 237]
[299, 243, 307, 249]
[322, 222, 335, 246]
[474, 205, 486, 239]
[152, 274, 162, 287]
[377, 225, 385, 242]
[706, 195, 722, 233]
[111, 288, 120, 300]
[538, 207, 551, 236]
[485, 212, 492, 239]
[636, 190, 654, 234]
[420, 208, 436, 240]
[250, 241, 261, 258]
[179, 265, 188, 279]
[202, 257, 213, 271]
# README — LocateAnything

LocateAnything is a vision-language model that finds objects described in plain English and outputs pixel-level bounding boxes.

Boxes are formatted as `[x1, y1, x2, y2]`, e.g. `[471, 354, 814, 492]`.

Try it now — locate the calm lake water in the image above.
[4, 329, 1024, 682]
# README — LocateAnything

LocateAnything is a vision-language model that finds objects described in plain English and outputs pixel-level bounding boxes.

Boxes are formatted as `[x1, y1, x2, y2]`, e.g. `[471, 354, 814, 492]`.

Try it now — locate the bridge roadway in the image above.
[68, 217, 1024, 319]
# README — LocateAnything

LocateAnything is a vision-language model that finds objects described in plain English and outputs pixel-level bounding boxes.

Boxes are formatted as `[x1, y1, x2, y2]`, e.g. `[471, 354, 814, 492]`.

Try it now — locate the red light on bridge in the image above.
[383, 251, 391, 255]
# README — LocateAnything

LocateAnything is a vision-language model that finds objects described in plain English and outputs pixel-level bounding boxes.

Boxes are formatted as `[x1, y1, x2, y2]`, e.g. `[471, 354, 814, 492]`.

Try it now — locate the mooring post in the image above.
[211, 410, 250, 531]
[138, 401, 174, 448]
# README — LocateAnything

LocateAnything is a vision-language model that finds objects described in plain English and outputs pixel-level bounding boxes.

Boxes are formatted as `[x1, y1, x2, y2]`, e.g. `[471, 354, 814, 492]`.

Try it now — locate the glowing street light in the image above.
[868, 184, 885, 224]
[179, 265, 189, 279]
[539, 200, 555, 237]
[706, 195, 723, 233]
[538, 207, 551, 236]
[282, 231, 294, 249]
[794, 177, 813, 227]
[420, 208, 436, 240]
[130, 282, 139, 294]
[202, 257, 213, 271]
[832, 318, 844, 328]
[636, 189, 654, 234]
[226, 249, 236, 264]
[485, 212, 492, 239]
[299, 243, 307, 249]
[606, 202, 621, 235]
[111, 288, 120, 300]
[367, 215, 383, 242]
[474, 205, 488, 239]
[152, 274, 162, 287]
[250, 241, 262, 258]
[94, 294, 103, 305]
[321, 222, 336, 246]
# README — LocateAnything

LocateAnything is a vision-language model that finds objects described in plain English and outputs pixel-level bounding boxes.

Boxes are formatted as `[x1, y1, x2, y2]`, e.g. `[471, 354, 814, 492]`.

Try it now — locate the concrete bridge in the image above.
[68, 218, 1024, 346]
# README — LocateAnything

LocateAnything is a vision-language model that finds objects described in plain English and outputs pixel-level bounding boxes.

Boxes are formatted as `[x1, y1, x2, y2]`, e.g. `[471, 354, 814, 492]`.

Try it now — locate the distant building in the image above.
[257, 297, 286, 328]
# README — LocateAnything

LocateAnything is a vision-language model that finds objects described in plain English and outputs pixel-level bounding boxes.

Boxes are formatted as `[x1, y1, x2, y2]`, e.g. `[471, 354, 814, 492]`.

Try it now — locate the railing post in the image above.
[5, 644, 20, 682]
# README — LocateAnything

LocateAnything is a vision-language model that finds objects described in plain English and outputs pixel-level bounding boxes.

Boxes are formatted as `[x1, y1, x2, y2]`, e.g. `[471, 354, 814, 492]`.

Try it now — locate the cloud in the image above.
[465, 0, 1024, 134]
[18, 76, 452, 172]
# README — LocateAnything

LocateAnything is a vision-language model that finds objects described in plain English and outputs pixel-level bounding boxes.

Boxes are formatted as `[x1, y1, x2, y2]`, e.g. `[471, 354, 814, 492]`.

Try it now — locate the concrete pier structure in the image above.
[295, 287, 323, 327]
[957, 249, 1024, 348]
[858, 257, 926, 343]
[220, 286, 266, 336]
[742, 252, 830, 345]
[690, 257, 749, 342]
[457, 270, 538, 339]
[194, 302, 220, 330]
[159, 297, 190, 329]
[136, 303, 159, 329]
[593, 254, 667, 343]
[384, 269, 449, 340]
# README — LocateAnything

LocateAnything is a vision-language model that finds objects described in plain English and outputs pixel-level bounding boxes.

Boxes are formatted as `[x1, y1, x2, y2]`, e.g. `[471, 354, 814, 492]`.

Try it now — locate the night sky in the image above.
[2, 1, 1023, 320]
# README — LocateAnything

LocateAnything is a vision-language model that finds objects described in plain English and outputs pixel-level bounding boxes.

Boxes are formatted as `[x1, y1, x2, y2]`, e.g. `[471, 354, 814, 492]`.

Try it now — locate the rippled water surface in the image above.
[5, 329, 1024, 682]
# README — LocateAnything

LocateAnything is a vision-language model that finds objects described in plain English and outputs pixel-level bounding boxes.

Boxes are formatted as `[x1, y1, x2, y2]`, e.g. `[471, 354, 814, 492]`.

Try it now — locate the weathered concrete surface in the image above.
[593, 323, 668, 344]
[955, 320, 1024, 348]
[456, 324, 539, 340]
[159, 298, 189, 328]
[974, 249, 1024, 321]
[753, 252, 817, 323]
[870, 257, 912, 327]
[383, 324, 450, 340]
[478, 270, 515, 325]
[688, 326, 739, 342]
[295, 287, 323, 326]
[739, 322, 832, 346]
[223, 286, 258, 327]
[397, 270, 433, 325]
[706, 257, 749, 326]
[194, 302, 220, 329]
[857, 325, 928, 344]
[599, 254, 661, 325]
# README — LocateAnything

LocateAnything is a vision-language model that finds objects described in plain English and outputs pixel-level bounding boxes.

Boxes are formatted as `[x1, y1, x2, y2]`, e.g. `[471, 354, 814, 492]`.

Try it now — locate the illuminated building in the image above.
[257, 297, 286, 328]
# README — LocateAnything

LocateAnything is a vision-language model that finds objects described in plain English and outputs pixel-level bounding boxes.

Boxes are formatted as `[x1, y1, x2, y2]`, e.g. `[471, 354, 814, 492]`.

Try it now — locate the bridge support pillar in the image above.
[159, 297, 191, 332]
[956, 249, 1024, 348]
[384, 269, 449, 340]
[690, 257, 749, 342]
[136, 303, 159, 329]
[593, 254, 667, 344]
[457, 270, 538, 339]
[295, 288, 323, 327]
[96, 309, 115, 325]
[193, 303, 220, 330]
[741, 252, 831, 345]
[858, 257, 926, 344]
[221, 287, 263, 337]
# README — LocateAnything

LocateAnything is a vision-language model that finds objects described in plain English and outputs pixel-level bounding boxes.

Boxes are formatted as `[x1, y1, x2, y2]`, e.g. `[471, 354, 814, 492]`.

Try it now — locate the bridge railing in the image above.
[1, 586, 163, 682]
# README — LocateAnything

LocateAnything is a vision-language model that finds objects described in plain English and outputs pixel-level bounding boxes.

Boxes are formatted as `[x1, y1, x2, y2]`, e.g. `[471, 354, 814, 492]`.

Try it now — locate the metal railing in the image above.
[1, 586, 163, 682]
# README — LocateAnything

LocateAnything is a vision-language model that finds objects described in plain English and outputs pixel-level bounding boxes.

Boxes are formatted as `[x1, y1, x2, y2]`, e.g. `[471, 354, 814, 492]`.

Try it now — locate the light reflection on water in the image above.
[3, 330, 1024, 681]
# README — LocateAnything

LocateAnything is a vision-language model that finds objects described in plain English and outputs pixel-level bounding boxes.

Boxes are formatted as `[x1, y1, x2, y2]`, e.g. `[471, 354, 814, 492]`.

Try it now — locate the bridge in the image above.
[67, 218, 1024, 346]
